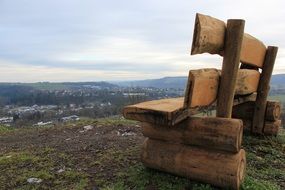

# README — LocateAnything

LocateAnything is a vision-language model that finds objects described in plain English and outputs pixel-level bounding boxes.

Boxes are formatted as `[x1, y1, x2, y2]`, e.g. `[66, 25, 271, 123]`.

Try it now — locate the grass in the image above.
[101, 127, 285, 190]
[0, 125, 14, 133]
[0, 117, 284, 190]
[269, 94, 285, 102]
[0, 148, 89, 190]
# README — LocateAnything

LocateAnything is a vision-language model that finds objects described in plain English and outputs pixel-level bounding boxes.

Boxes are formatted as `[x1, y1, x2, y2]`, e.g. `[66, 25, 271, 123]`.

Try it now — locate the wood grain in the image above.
[184, 69, 260, 108]
[191, 13, 266, 68]
[252, 46, 278, 134]
[142, 117, 243, 153]
[123, 94, 257, 126]
[141, 138, 246, 190]
[216, 19, 245, 118]
[232, 100, 281, 121]
[242, 119, 281, 136]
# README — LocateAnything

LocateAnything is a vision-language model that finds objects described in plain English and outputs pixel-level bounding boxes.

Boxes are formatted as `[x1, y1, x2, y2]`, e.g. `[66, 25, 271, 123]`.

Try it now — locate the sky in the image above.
[0, 0, 285, 82]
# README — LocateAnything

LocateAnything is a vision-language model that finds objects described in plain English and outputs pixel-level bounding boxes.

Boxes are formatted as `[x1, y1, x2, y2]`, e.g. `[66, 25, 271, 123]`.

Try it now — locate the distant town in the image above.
[0, 81, 184, 127]
[0, 75, 285, 128]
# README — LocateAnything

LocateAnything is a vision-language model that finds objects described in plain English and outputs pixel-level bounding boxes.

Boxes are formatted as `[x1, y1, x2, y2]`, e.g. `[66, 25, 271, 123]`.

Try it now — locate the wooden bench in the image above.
[123, 13, 280, 189]
[191, 13, 280, 135]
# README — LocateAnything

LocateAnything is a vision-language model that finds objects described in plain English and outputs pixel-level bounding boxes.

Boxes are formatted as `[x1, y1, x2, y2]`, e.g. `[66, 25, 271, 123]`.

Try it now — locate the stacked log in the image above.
[142, 117, 243, 153]
[141, 138, 246, 190]
[140, 117, 246, 190]
[232, 101, 281, 135]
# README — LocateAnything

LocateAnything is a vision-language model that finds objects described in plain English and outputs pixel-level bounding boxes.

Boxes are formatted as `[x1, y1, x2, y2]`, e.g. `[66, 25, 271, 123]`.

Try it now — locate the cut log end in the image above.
[191, 13, 226, 55]
[191, 13, 267, 68]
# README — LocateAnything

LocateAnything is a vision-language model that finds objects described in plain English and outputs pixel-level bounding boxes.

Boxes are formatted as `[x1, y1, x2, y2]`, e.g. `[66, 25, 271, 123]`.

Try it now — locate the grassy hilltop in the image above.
[0, 117, 284, 190]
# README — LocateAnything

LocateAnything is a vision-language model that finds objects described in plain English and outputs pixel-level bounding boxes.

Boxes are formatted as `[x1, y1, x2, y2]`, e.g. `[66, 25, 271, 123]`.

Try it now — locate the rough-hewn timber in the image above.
[184, 69, 260, 108]
[232, 100, 281, 121]
[216, 19, 245, 118]
[142, 117, 243, 152]
[191, 13, 266, 68]
[242, 119, 281, 136]
[252, 46, 278, 134]
[141, 138, 246, 190]
[123, 93, 257, 126]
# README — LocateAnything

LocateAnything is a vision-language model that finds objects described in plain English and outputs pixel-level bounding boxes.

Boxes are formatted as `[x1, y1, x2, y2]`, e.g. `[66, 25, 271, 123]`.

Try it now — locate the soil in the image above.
[0, 120, 145, 189]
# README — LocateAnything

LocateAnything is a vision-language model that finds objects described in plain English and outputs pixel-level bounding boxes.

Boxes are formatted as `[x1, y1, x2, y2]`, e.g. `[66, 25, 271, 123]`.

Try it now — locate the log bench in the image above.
[122, 13, 280, 190]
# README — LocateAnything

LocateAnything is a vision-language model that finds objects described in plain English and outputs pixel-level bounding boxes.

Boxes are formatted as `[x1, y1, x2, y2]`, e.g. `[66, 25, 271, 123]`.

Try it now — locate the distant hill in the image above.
[114, 77, 187, 89]
[114, 74, 285, 89]
[0, 81, 118, 91]
[271, 74, 285, 86]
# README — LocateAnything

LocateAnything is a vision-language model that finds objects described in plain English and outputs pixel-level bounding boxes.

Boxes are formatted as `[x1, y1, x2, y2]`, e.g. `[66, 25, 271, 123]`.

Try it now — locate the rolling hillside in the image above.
[115, 74, 285, 89]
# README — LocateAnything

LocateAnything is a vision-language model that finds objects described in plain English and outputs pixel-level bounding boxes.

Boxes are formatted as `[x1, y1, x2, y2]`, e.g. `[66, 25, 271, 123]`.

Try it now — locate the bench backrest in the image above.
[185, 13, 278, 133]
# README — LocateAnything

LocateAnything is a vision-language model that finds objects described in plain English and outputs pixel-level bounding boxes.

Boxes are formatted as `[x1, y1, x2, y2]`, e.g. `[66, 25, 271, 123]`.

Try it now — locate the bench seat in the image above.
[123, 94, 256, 126]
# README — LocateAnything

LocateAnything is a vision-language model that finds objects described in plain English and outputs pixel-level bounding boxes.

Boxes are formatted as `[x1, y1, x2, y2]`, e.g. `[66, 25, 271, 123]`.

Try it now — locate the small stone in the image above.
[83, 125, 93, 131]
[256, 156, 263, 160]
[122, 132, 136, 136]
[57, 168, 65, 173]
[27, 178, 42, 184]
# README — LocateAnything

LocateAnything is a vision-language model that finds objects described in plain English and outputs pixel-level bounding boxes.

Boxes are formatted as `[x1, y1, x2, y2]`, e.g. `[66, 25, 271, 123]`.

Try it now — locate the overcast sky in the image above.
[0, 0, 285, 82]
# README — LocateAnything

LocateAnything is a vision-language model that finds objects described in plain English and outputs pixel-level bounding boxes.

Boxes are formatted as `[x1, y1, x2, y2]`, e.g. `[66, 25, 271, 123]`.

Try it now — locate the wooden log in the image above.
[191, 13, 225, 55]
[141, 138, 246, 190]
[232, 101, 281, 121]
[191, 13, 266, 68]
[240, 33, 267, 68]
[184, 69, 260, 108]
[142, 117, 243, 153]
[242, 119, 281, 136]
[252, 46, 278, 134]
[216, 19, 245, 118]
[266, 101, 282, 121]
[264, 120, 281, 136]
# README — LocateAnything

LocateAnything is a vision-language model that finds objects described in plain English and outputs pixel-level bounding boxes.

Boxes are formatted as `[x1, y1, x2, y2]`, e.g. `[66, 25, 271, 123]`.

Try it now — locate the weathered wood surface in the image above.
[124, 94, 257, 126]
[185, 68, 260, 108]
[235, 69, 260, 95]
[142, 117, 243, 152]
[191, 13, 266, 68]
[123, 93, 256, 126]
[252, 46, 278, 134]
[264, 120, 281, 136]
[216, 19, 245, 118]
[141, 138, 246, 190]
[240, 34, 266, 68]
[242, 119, 281, 136]
[184, 68, 219, 107]
[123, 97, 188, 126]
[191, 13, 225, 55]
[232, 101, 281, 121]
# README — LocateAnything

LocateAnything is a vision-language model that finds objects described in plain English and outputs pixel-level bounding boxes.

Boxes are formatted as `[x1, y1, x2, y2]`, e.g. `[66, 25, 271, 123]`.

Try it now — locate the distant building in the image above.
[60, 115, 80, 122]
[33, 121, 53, 126]
[0, 117, 13, 124]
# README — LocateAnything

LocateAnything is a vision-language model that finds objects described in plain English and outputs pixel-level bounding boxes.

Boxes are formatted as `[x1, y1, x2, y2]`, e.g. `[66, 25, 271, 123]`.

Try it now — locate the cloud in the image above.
[0, 0, 284, 82]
